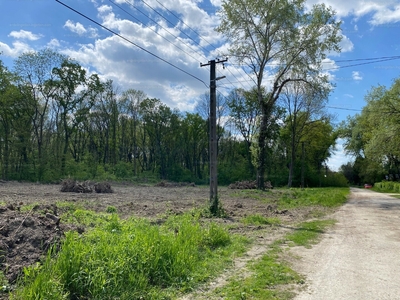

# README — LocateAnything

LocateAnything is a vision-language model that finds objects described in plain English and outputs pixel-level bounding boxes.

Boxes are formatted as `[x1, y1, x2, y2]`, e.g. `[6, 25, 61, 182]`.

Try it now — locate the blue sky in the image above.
[1, 0, 400, 171]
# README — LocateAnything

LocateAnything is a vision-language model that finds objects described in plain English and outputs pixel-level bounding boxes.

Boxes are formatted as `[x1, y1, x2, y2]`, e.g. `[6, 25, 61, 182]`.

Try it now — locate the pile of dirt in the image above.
[228, 180, 273, 190]
[60, 179, 113, 193]
[0, 204, 76, 285]
[155, 181, 196, 187]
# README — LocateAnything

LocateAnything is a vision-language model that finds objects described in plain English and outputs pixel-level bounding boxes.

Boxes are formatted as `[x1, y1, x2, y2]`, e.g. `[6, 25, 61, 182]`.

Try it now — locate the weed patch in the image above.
[11, 213, 247, 299]
[278, 188, 348, 209]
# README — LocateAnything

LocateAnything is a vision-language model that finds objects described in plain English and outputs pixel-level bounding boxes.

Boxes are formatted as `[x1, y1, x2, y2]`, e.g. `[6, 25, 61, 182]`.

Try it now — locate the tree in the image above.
[280, 80, 330, 187]
[14, 49, 67, 180]
[47, 59, 103, 175]
[227, 87, 260, 173]
[216, 0, 342, 189]
[120, 89, 147, 175]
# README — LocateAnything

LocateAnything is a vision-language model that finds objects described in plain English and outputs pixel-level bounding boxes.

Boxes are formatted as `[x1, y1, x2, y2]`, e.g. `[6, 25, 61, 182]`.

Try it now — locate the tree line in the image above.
[0, 48, 346, 187]
[340, 78, 400, 185]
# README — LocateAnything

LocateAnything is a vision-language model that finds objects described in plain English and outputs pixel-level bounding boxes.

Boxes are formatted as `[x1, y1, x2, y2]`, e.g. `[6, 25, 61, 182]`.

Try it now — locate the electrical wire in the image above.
[118, 0, 207, 62]
[137, 0, 211, 57]
[108, 0, 202, 64]
[149, 0, 255, 90]
[55, 0, 208, 87]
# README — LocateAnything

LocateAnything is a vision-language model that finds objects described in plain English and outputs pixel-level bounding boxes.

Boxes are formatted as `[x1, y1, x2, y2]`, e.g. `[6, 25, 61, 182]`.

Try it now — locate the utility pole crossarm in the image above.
[200, 58, 228, 214]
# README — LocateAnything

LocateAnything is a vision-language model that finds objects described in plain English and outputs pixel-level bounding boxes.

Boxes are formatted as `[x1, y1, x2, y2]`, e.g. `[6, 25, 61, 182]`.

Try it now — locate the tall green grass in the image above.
[11, 213, 245, 300]
[373, 181, 400, 193]
[278, 188, 349, 209]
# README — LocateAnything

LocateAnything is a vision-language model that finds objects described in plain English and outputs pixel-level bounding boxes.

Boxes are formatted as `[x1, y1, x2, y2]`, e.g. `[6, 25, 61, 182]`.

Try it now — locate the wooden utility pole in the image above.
[200, 58, 227, 214]
[301, 141, 305, 189]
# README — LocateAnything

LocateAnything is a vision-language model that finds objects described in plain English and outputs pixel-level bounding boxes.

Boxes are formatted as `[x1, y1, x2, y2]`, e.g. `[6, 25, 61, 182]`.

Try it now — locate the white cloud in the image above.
[47, 39, 61, 48]
[369, 4, 400, 25]
[352, 71, 363, 80]
[63, 20, 98, 38]
[327, 138, 351, 171]
[305, 0, 400, 25]
[8, 30, 42, 40]
[0, 41, 33, 58]
[64, 20, 87, 35]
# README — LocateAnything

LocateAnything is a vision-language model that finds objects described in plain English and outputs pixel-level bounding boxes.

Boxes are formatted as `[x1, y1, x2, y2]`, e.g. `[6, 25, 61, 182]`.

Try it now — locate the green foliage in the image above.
[106, 206, 117, 213]
[0, 269, 9, 293]
[11, 213, 247, 299]
[374, 181, 400, 193]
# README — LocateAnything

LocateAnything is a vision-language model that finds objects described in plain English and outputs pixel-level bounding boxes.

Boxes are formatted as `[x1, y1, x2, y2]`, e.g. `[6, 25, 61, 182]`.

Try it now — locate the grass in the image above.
[213, 219, 336, 299]
[0, 270, 9, 293]
[11, 212, 248, 300]
[285, 219, 336, 248]
[278, 188, 348, 209]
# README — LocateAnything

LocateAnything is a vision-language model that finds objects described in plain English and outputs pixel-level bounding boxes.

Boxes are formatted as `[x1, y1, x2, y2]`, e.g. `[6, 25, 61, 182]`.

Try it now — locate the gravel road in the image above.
[293, 188, 400, 300]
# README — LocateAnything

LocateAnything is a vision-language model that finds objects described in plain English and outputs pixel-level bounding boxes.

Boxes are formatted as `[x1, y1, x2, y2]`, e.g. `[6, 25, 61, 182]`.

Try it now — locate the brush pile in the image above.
[60, 179, 113, 193]
[228, 180, 273, 190]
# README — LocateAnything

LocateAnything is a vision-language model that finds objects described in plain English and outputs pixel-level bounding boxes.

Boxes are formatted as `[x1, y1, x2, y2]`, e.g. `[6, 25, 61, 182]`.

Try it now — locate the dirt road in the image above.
[293, 188, 400, 300]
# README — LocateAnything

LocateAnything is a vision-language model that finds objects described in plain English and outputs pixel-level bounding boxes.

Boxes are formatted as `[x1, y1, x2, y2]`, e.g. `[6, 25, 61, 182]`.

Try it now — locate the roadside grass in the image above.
[213, 219, 336, 299]
[10, 212, 248, 300]
[285, 219, 336, 248]
[229, 187, 349, 210]
[277, 188, 348, 209]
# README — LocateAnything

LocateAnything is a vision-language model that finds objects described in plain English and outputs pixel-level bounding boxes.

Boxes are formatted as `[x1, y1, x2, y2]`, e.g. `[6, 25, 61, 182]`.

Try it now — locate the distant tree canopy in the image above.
[339, 78, 400, 184]
[0, 49, 344, 187]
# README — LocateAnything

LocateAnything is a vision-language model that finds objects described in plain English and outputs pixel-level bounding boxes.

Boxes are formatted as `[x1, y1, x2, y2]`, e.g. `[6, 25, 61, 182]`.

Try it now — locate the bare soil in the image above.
[0, 181, 320, 299]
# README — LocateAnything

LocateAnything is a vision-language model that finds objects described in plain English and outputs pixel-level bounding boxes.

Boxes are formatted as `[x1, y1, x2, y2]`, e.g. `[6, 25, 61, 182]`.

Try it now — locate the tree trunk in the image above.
[257, 103, 269, 190]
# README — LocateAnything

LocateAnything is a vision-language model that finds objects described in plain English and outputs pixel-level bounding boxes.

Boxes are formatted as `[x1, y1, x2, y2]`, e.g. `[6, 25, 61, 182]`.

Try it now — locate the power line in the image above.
[108, 0, 202, 64]
[141, 1, 253, 90]
[137, 0, 211, 57]
[325, 56, 400, 71]
[326, 106, 362, 112]
[118, 0, 207, 62]
[334, 55, 400, 63]
[55, 0, 208, 87]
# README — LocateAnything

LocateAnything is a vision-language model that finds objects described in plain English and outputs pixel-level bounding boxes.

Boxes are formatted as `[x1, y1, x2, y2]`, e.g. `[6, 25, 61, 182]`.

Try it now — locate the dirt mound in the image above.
[228, 180, 273, 190]
[0, 204, 74, 285]
[60, 179, 113, 193]
[155, 181, 196, 187]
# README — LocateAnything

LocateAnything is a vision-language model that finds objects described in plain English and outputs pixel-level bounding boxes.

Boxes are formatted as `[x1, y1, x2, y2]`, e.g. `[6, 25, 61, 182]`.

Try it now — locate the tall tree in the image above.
[47, 59, 103, 175]
[120, 89, 147, 175]
[14, 49, 67, 180]
[216, 0, 342, 188]
[280, 80, 330, 187]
